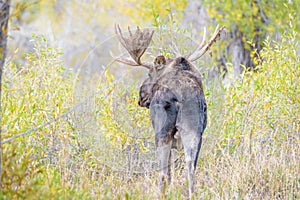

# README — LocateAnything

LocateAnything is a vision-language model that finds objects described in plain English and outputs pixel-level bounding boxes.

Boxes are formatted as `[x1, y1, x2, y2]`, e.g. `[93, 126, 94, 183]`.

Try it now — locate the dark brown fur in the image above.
[114, 25, 223, 199]
[139, 56, 207, 198]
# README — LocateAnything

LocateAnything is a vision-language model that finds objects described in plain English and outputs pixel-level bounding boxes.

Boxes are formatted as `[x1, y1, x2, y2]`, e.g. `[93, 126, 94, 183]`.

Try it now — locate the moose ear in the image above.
[154, 55, 166, 70]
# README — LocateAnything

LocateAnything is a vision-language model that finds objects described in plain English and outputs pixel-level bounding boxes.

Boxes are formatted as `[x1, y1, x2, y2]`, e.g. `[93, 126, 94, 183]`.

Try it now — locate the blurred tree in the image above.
[6, 0, 189, 78]
[103, 0, 188, 25]
[0, 1, 10, 69]
[201, 0, 299, 81]
[182, 0, 209, 31]
[0, 0, 11, 186]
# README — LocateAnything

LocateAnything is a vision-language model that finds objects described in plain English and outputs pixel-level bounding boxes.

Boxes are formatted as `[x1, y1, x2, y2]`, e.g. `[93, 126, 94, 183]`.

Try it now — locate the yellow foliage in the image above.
[102, 0, 187, 24]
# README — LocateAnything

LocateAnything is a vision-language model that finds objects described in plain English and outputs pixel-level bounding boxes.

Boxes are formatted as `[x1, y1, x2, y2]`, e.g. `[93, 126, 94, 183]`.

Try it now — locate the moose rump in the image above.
[147, 60, 207, 196]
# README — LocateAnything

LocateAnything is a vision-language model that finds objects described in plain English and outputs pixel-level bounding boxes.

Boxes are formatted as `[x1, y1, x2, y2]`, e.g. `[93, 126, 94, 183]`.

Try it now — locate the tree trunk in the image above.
[0, 0, 11, 186]
[182, 0, 209, 31]
[228, 26, 253, 81]
[182, 0, 266, 84]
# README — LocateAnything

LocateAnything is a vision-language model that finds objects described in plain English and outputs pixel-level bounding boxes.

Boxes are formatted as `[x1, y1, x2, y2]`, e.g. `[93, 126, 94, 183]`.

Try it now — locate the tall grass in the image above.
[1, 29, 299, 199]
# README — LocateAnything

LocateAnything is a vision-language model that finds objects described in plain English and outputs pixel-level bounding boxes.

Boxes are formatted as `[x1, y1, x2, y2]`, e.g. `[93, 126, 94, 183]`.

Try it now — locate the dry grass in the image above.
[1, 29, 299, 199]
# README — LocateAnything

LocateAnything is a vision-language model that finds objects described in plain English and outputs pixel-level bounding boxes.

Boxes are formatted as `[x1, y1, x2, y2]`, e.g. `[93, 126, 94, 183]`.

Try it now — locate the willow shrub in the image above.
[202, 28, 299, 198]
[1, 26, 299, 199]
[1, 36, 89, 199]
[219, 29, 299, 150]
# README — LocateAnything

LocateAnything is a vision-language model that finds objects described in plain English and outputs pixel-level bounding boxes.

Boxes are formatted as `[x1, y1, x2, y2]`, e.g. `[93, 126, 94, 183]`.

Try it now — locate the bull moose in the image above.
[114, 24, 224, 198]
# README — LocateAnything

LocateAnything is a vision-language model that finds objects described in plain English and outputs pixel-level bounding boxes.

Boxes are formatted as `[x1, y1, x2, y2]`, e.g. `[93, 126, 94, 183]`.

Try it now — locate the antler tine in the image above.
[115, 57, 141, 67]
[128, 26, 133, 36]
[116, 24, 139, 63]
[187, 25, 225, 62]
[114, 24, 154, 69]
[137, 28, 154, 63]
[136, 26, 140, 35]
[115, 24, 127, 50]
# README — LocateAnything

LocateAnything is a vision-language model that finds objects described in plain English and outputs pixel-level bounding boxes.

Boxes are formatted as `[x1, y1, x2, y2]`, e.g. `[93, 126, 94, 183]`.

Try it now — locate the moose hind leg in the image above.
[157, 141, 172, 194]
[184, 149, 195, 198]
[182, 134, 202, 199]
[150, 93, 178, 195]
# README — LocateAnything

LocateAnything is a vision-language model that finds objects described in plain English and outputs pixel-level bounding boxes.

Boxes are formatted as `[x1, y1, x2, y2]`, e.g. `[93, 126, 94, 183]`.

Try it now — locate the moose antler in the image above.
[115, 24, 154, 69]
[186, 25, 225, 62]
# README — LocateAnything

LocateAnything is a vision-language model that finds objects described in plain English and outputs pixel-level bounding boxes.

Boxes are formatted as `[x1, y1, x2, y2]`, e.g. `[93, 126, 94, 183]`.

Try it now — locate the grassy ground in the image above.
[1, 30, 299, 199]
